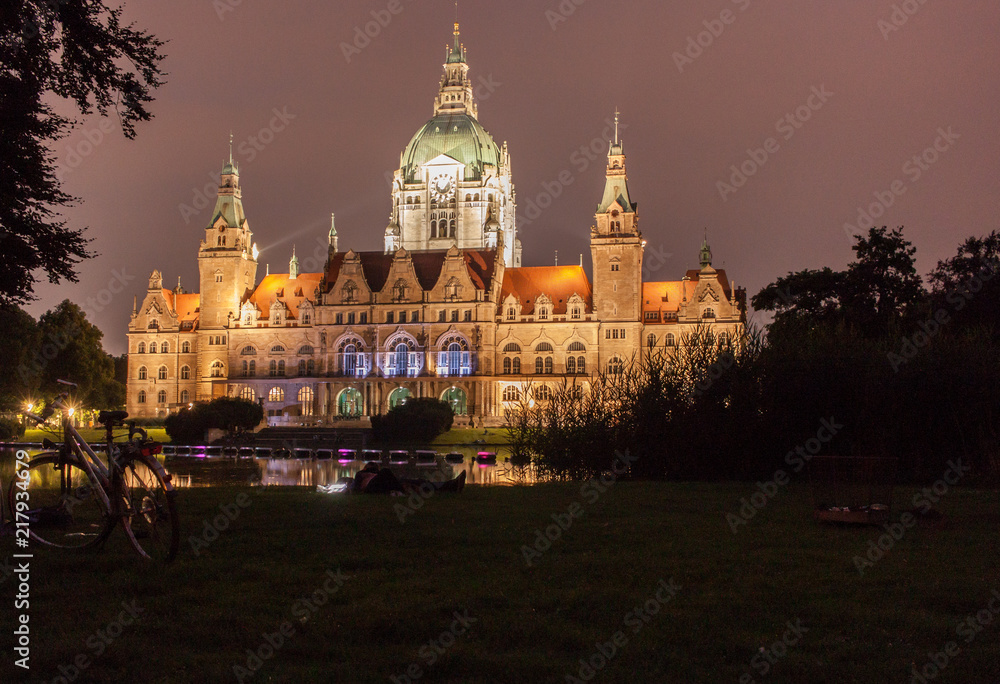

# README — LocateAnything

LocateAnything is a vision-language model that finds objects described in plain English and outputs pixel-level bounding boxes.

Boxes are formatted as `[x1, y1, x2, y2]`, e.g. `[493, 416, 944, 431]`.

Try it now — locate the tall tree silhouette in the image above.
[0, 1, 165, 305]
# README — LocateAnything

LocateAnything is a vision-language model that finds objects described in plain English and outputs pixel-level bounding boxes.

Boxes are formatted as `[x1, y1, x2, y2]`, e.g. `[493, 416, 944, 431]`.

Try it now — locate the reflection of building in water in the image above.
[125, 23, 746, 427]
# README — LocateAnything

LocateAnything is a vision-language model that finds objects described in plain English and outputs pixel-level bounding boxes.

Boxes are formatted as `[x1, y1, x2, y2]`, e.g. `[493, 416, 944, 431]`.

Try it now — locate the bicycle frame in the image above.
[24, 396, 113, 514]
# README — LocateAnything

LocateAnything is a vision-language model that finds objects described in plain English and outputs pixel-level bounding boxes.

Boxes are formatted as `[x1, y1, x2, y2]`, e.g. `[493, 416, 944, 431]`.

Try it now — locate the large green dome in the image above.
[401, 112, 501, 182]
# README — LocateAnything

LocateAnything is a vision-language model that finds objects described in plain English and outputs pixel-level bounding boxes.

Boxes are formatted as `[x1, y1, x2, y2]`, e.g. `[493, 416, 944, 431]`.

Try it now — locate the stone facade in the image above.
[126, 24, 745, 426]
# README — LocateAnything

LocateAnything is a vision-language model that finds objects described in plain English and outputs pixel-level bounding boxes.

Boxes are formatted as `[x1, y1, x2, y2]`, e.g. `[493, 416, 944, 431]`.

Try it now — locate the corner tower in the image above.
[590, 114, 644, 322]
[387, 23, 520, 266]
[197, 149, 258, 330]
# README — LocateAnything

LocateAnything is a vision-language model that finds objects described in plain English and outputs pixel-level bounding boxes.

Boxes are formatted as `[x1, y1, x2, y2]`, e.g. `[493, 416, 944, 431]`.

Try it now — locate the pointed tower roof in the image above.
[209, 137, 247, 230]
[289, 246, 299, 279]
[597, 111, 637, 214]
[700, 233, 713, 269]
[446, 22, 465, 64]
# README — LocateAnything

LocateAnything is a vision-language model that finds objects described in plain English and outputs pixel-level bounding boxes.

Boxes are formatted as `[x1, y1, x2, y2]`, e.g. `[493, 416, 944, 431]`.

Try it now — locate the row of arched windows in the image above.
[430, 212, 457, 239]
[136, 389, 189, 405]
[137, 365, 192, 380]
[136, 341, 192, 354]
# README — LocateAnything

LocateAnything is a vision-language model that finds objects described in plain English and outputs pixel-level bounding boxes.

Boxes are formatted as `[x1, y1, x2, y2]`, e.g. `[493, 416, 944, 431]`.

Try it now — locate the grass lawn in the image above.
[2, 482, 998, 683]
[21, 427, 171, 444]
[431, 428, 509, 446]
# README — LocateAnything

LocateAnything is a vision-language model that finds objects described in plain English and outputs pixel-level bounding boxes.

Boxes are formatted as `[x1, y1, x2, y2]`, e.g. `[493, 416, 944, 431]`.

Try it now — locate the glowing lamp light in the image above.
[25, 403, 33, 413]
[68, 407, 75, 417]
[252, 243, 259, 260]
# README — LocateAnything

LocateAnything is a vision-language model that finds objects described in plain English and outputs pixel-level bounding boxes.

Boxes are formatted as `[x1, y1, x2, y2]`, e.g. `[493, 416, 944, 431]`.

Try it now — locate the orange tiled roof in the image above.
[500, 266, 593, 315]
[642, 269, 732, 321]
[159, 290, 200, 322]
[247, 273, 323, 319]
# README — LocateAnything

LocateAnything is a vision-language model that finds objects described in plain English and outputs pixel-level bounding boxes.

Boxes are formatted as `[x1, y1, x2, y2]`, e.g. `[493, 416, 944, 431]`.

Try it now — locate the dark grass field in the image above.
[1, 482, 998, 683]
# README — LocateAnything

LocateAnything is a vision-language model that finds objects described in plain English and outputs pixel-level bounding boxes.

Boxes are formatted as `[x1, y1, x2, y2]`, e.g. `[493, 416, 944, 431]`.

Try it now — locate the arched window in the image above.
[394, 342, 410, 376]
[535, 357, 543, 374]
[337, 388, 362, 418]
[137, 342, 146, 354]
[535, 342, 554, 353]
[607, 357, 624, 375]
[138, 366, 147, 380]
[180, 365, 190, 380]
[307, 359, 315, 376]
[706, 332, 716, 345]
[160, 342, 169, 353]
[181, 341, 191, 353]
[343, 343, 357, 376]
[157, 390, 166, 404]
[137, 390, 146, 404]
[158, 366, 168, 380]
[647, 333, 656, 348]
[241, 346, 257, 355]
[298, 360, 306, 376]
[240, 386, 256, 402]
[210, 361, 224, 378]
[147, 343, 155, 353]
[567, 356, 576, 374]
[270, 345, 285, 354]
[568, 341, 586, 352]
[506, 306, 516, 321]
[242, 360, 256, 377]
[665, 333, 676, 347]
[448, 342, 462, 375]
[703, 308, 716, 319]
[268, 387, 284, 402]
[535, 385, 552, 401]
[180, 390, 189, 403]
[298, 345, 314, 355]
[278, 360, 285, 376]
[512, 357, 521, 374]
[441, 387, 467, 415]
[503, 342, 522, 353]
[570, 306, 581, 320]
[299, 387, 314, 416]
[544, 357, 553, 374]
[577, 356, 586, 374]
[502, 386, 520, 402]
[503, 357, 511, 374]
[389, 387, 411, 409]
[430, 213, 438, 238]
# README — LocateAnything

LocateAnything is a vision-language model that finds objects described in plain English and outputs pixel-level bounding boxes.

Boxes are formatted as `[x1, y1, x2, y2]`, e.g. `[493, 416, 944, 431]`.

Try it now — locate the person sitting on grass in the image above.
[352, 461, 466, 495]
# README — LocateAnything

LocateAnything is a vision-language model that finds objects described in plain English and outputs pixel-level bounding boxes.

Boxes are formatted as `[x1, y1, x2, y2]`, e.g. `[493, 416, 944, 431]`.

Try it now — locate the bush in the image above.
[0, 417, 26, 440]
[372, 398, 455, 444]
[164, 397, 263, 444]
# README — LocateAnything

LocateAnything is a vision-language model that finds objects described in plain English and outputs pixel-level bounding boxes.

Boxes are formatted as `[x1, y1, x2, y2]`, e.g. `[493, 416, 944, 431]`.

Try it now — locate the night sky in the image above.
[24, 0, 1000, 355]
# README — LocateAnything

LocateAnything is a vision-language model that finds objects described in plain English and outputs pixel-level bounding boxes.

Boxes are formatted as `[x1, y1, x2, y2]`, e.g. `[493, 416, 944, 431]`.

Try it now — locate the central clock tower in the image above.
[385, 23, 520, 266]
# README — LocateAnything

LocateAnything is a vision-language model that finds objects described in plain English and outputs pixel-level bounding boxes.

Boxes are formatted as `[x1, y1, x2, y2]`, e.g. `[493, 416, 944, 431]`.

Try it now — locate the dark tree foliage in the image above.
[0, 1, 166, 304]
[752, 227, 924, 341]
[0, 304, 41, 410]
[371, 398, 455, 444]
[35, 299, 123, 409]
[927, 230, 1000, 337]
[164, 397, 264, 444]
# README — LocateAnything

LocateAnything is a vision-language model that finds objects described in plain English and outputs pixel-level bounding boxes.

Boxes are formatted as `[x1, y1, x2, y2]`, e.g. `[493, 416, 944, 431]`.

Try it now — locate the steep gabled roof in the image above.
[247, 273, 323, 319]
[159, 290, 200, 323]
[499, 266, 593, 315]
[325, 249, 499, 295]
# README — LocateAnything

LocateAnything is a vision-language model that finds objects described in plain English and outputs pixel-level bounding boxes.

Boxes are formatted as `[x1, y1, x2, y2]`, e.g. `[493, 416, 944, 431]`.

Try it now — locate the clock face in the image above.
[431, 173, 454, 202]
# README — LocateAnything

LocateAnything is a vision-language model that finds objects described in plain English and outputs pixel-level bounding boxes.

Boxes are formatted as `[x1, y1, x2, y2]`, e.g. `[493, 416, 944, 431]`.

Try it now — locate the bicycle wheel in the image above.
[8, 453, 114, 551]
[118, 452, 179, 562]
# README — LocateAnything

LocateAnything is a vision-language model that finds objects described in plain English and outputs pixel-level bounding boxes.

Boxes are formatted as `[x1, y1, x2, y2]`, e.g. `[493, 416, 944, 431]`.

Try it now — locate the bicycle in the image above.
[8, 381, 179, 562]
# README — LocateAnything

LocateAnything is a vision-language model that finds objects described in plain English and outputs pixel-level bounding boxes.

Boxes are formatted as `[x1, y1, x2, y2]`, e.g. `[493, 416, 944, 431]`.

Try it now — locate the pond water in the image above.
[0, 444, 536, 491]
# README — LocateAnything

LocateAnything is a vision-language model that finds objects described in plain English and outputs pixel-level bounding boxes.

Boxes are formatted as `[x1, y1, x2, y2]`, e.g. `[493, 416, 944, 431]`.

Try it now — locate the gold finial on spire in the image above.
[614, 109, 620, 145]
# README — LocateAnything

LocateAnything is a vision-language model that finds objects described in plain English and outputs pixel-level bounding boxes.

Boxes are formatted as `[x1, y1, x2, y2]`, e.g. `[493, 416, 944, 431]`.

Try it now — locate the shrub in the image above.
[0, 417, 26, 440]
[164, 397, 263, 444]
[372, 398, 454, 444]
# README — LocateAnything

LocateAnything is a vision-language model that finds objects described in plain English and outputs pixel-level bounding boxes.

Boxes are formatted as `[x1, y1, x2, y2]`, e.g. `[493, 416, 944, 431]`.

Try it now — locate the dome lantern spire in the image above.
[435, 23, 476, 118]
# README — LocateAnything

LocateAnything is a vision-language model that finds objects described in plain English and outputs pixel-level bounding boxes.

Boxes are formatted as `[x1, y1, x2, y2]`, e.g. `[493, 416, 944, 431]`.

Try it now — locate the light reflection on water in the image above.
[0, 445, 536, 490]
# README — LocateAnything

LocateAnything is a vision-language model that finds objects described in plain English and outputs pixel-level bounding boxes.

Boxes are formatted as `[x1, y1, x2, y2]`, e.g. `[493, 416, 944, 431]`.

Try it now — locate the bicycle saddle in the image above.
[98, 410, 129, 424]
